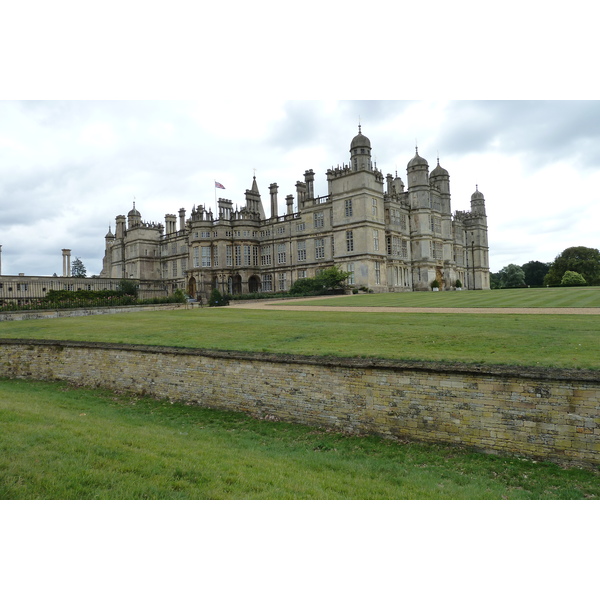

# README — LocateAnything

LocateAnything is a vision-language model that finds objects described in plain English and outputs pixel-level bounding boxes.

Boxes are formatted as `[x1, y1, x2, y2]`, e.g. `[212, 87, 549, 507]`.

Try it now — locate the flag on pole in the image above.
[215, 181, 225, 189]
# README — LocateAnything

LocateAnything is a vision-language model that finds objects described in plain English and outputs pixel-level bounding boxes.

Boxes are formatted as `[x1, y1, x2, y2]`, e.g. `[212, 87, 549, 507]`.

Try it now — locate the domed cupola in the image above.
[470, 185, 486, 216]
[471, 185, 484, 201]
[105, 225, 115, 240]
[430, 158, 448, 178]
[407, 148, 429, 169]
[430, 157, 450, 194]
[349, 125, 372, 171]
[407, 146, 429, 188]
[127, 202, 142, 228]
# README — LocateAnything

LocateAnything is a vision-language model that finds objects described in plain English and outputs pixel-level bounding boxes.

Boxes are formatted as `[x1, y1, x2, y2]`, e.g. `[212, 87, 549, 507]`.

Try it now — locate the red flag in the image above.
[215, 181, 225, 189]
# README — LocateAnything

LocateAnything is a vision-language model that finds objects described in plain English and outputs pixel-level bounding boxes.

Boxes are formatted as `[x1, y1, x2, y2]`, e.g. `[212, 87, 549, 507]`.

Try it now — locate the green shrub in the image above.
[561, 271, 587, 286]
[209, 288, 229, 306]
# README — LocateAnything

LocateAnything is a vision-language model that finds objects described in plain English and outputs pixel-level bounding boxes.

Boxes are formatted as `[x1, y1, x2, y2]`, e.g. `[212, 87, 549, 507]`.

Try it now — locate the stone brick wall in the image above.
[1, 339, 598, 466]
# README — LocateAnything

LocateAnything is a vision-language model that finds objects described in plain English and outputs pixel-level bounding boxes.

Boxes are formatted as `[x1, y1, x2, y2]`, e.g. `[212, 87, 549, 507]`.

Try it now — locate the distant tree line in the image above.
[491, 246, 600, 288]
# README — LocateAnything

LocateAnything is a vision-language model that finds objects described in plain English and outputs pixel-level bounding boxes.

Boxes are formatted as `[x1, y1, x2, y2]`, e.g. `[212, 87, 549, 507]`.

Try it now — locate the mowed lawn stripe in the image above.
[1, 308, 599, 369]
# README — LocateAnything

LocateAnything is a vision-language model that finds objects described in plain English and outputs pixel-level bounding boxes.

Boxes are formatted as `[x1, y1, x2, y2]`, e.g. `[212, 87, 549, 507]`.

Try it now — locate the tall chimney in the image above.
[269, 183, 279, 219]
[62, 249, 71, 277]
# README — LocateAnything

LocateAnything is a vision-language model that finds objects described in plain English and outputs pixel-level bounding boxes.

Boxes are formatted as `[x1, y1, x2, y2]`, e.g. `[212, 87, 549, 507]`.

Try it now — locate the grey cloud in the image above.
[436, 101, 600, 169]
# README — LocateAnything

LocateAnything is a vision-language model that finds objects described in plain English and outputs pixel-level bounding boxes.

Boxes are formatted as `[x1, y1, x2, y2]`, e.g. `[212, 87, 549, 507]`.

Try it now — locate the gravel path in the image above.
[227, 298, 600, 315]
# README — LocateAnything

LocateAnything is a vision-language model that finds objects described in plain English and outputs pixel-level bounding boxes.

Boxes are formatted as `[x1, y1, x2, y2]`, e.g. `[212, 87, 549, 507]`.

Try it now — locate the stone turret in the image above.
[350, 125, 372, 171]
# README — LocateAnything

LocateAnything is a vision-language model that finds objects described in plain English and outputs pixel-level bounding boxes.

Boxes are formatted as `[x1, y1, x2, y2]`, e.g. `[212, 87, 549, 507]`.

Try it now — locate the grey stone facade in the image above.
[100, 127, 490, 298]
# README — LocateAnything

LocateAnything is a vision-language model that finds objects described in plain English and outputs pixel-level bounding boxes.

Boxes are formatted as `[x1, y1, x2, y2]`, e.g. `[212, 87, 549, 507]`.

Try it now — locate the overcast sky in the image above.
[1, 2, 598, 278]
[1, 99, 598, 276]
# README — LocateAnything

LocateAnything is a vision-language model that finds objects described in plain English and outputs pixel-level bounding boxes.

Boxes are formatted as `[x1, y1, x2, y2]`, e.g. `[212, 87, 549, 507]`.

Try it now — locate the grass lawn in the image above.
[1, 378, 598, 500]
[290, 286, 600, 307]
[1, 304, 598, 369]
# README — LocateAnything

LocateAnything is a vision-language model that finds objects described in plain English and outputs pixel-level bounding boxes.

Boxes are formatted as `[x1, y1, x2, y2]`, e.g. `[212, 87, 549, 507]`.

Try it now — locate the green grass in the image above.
[1, 306, 599, 369]
[291, 286, 600, 308]
[1, 378, 598, 500]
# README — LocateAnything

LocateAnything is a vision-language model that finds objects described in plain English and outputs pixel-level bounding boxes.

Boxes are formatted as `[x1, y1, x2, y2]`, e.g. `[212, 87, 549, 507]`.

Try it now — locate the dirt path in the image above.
[227, 298, 600, 315]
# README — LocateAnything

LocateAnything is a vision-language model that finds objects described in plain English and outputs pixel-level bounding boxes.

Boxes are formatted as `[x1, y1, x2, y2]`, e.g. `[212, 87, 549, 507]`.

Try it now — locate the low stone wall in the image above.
[1, 339, 598, 466]
[0, 303, 189, 321]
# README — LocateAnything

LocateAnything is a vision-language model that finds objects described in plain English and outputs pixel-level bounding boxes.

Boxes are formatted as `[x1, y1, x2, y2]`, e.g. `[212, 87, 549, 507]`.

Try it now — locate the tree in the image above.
[544, 246, 600, 286]
[71, 257, 87, 278]
[498, 264, 526, 288]
[208, 288, 229, 306]
[314, 266, 349, 291]
[117, 278, 138, 297]
[560, 271, 587, 286]
[521, 261, 550, 287]
[290, 266, 349, 295]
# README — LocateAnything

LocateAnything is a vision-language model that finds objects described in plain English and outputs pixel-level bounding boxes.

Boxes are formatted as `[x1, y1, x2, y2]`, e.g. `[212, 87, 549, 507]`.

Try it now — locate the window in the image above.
[297, 240, 306, 262]
[401, 240, 408, 259]
[347, 263, 355, 285]
[172, 260, 178, 277]
[277, 226, 285, 234]
[277, 243, 286, 264]
[261, 246, 272, 266]
[181, 258, 187, 273]
[373, 230, 379, 251]
[278, 272, 286, 291]
[345, 199, 353, 217]
[372, 198, 377, 217]
[213, 246, 219, 267]
[201, 246, 211, 267]
[235, 246, 241, 266]
[252, 246, 259, 266]
[375, 263, 381, 285]
[298, 269, 307, 279]
[244, 245, 251, 266]
[346, 230, 354, 252]
[226, 246, 232, 266]
[201, 231, 210, 238]
[400, 214, 407, 230]
[314, 211, 324, 228]
[263, 273, 273, 292]
[315, 238, 325, 259]
[297, 222, 306, 232]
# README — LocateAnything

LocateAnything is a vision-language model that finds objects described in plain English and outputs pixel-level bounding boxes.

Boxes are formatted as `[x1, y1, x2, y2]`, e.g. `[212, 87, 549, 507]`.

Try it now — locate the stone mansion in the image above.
[100, 127, 490, 298]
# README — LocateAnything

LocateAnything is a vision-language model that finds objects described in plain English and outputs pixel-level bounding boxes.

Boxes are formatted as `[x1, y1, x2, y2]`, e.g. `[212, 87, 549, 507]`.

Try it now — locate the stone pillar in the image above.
[286, 194, 294, 215]
[179, 208, 186, 231]
[62, 249, 71, 277]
